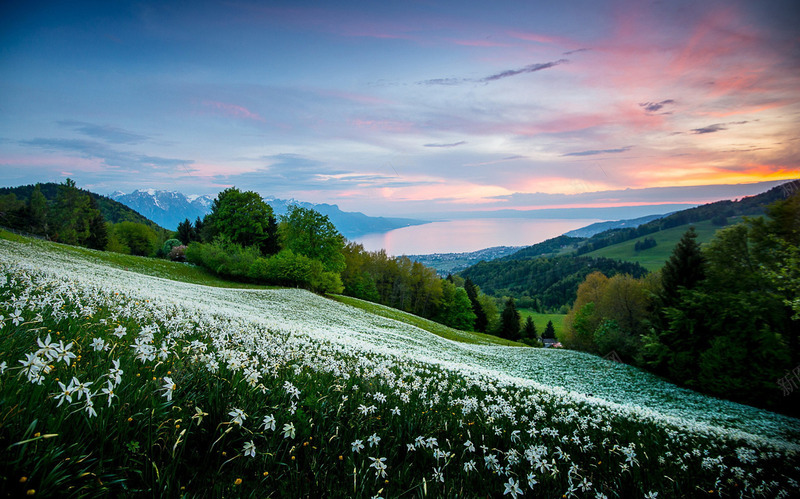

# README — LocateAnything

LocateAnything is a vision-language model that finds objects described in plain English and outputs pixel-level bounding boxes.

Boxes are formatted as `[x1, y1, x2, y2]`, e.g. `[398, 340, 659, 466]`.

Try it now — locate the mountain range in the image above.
[109, 189, 428, 239]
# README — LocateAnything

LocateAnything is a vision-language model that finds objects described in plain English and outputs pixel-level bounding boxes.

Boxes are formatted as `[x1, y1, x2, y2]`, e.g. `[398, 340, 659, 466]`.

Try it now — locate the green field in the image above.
[583, 218, 743, 271]
[517, 309, 565, 338]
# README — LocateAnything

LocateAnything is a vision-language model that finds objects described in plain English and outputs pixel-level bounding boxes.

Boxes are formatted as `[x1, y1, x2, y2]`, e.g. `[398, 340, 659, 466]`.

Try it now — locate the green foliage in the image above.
[204, 188, 277, 254]
[500, 297, 521, 340]
[161, 238, 183, 256]
[543, 320, 556, 340]
[280, 206, 345, 272]
[460, 254, 648, 311]
[186, 241, 343, 294]
[111, 221, 159, 257]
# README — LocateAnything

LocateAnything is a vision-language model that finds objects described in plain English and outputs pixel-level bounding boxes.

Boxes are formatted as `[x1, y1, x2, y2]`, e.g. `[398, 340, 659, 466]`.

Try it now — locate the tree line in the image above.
[559, 193, 800, 416]
[0, 180, 173, 256]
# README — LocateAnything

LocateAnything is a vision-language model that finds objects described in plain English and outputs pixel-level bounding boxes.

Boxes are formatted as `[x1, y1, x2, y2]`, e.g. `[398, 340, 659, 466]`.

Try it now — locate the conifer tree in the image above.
[500, 297, 521, 340]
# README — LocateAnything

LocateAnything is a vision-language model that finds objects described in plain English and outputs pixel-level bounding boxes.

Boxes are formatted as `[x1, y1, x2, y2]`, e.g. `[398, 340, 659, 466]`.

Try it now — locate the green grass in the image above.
[330, 294, 526, 346]
[583, 218, 743, 271]
[518, 309, 565, 338]
[0, 228, 275, 289]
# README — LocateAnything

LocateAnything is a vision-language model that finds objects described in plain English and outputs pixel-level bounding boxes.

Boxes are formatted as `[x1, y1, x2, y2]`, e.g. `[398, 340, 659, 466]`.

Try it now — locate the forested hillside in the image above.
[0, 182, 165, 230]
[460, 255, 648, 311]
[460, 181, 799, 311]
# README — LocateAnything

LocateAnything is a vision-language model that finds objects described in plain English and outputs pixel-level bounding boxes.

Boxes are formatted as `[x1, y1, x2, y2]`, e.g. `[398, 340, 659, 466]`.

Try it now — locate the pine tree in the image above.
[543, 320, 556, 340]
[27, 183, 48, 235]
[500, 297, 521, 340]
[659, 227, 706, 309]
[464, 278, 489, 332]
[85, 196, 108, 250]
[522, 316, 537, 340]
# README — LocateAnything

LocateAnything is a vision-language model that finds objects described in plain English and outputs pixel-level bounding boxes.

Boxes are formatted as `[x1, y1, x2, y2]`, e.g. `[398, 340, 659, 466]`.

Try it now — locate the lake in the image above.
[353, 218, 603, 256]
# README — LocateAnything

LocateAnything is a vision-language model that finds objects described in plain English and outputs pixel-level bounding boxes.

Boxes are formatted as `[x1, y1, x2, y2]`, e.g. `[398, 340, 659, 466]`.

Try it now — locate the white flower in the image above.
[352, 439, 364, 453]
[84, 398, 97, 418]
[229, 408, 247, 426]
[112, 325, 127, 338]
[527, 472, 538, 489]
[261, 414, 276, 431]
[369, 456, 388, 478]
[390, 406, 400, 416]
[464, 460, 476, 473]
[432, 466, 444, 483]
[282, 422, 295, 439]
[101, 381, 116, 407]
[0, 361, 6, 374]
[108, 359, 123, 385]
[161, 376, 176, 402]
[464, 439, 475, 452]
[193, 406, 208, 425]
[504, 477, 523, 498]
[55, 341, 77, 365]
[53, 380, 73, 407]
[91, 337, 107, 352]
[368, 433, 381, 447]
[243, 440, 256, 458]
[644, 493, 658, 499]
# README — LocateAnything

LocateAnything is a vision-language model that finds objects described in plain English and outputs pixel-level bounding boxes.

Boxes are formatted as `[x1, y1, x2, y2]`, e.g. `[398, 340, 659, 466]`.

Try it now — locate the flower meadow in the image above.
[1, 236, 799, 497]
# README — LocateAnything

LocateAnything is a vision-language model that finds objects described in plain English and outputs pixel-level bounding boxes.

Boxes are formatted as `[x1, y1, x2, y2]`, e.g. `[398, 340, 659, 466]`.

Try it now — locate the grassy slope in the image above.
[0, 229, 518, 346]
[582, 218, 742, 271]
[331, 294, 525, 347]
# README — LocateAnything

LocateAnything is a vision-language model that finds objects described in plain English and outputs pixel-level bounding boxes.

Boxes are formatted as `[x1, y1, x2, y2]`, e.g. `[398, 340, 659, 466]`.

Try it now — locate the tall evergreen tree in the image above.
[522, 316, 537, 340]
[500, 297, 521, 340]
[464, 278, 489, 332]
[659, 227, 706, 309]
[85, 196, 108, 250]
[27, 183, 48, 235]
[177, 218, 196, 245]
[543, 320, 556, 340]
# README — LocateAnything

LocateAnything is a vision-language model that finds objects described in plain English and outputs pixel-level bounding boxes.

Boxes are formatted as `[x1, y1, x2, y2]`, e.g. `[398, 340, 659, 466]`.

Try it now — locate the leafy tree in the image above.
[434, 281, 476, 331]
[280, 206, 345, 272]
[52, 179, 92, 245]
[204, 188, 276, 254]
[500, 297, 521, 340]
[112, 222, 158, 256]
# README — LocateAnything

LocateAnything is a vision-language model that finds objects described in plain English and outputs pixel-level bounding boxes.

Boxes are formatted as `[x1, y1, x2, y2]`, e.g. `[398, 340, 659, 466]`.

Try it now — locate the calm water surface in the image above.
[354, 218, 603, 256]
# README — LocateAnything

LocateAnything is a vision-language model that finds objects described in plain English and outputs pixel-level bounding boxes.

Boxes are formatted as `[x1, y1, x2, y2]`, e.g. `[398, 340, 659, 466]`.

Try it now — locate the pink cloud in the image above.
[202, 100, 264, 122]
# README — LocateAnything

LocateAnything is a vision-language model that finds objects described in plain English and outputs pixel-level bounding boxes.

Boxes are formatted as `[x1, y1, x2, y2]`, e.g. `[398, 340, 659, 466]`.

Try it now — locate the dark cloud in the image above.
[419, 59, 567, 85]
[563, 48, 589, 56]
[691, 121, 750, 134]
[639, 100, 675, 113]
[562, 146, 633, 157]
[57, 120, 150, 145]
[424, 141, 467, 148]
[691, 123, 727, 134]
[21, 138, 193, 170]
[479, 59, 568, 82]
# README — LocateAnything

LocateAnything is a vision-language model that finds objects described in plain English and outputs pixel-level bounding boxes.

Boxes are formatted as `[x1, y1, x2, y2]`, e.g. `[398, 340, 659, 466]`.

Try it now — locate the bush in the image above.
[168, 244, 187, 262]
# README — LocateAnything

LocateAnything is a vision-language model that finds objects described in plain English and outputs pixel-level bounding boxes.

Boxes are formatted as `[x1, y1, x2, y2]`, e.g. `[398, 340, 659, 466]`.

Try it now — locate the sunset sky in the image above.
[1, 0, 798, 217]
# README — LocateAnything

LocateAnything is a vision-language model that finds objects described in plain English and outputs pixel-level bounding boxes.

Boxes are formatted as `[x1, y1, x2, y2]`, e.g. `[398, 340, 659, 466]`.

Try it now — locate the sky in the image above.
[1, 0, 798, 218]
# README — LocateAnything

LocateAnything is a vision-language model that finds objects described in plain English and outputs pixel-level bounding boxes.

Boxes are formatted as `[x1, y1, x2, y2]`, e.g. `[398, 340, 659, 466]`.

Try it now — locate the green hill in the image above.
[583, 218, 742, 271]
[0, 182, 167, 232]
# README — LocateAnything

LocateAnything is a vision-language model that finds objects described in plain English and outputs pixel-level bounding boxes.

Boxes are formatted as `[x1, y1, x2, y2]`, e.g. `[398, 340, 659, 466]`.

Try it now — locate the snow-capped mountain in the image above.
[109, 189, 428, 237]
[109, 190, 215, 230]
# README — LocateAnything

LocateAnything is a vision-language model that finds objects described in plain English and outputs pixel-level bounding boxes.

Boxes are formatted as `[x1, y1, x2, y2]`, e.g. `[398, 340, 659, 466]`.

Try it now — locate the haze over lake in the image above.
[354, 218, 603, 256]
